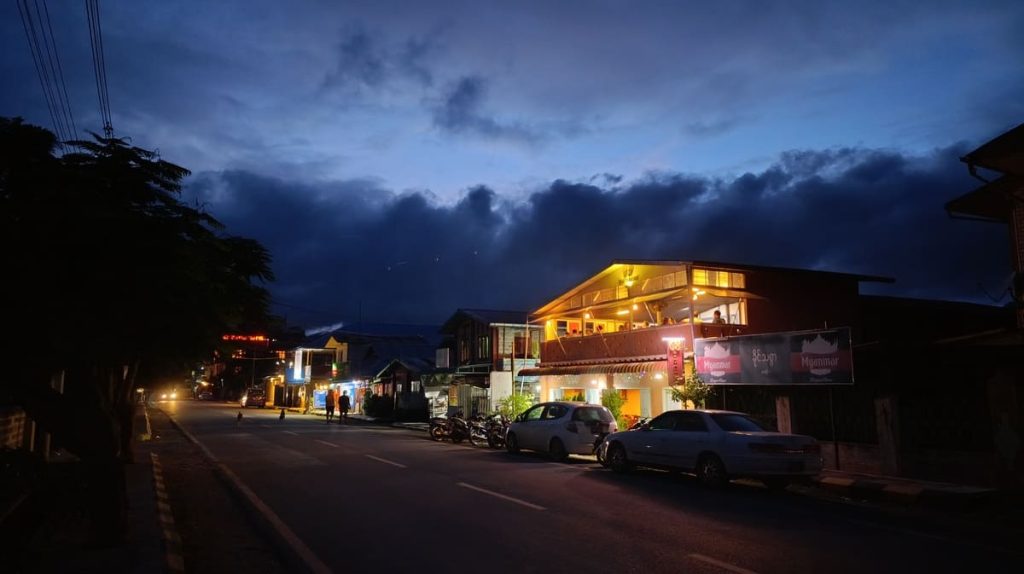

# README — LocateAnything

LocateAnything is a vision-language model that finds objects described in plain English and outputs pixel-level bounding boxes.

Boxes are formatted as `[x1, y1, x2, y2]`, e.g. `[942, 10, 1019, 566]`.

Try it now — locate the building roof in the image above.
[961, 122, 1024, 177]
[301, 322, 443, 349]
[532, 259, 893, 317]
[439, 308, 531, 333]
[348, 338, 437, 380]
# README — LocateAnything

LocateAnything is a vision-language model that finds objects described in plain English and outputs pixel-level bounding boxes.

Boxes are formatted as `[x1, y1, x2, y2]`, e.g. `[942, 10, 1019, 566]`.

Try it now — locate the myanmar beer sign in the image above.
[695, 327, 853, 385]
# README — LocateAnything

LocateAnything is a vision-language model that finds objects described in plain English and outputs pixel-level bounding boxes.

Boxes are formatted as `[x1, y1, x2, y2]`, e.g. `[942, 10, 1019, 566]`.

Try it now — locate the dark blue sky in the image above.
[3, 1, 1022, 327]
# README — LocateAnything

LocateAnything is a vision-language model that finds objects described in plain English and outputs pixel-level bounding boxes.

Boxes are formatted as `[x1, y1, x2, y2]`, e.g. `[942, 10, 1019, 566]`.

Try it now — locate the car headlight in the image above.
[170, 392, 177, 399]
[161, 393, 168, 399]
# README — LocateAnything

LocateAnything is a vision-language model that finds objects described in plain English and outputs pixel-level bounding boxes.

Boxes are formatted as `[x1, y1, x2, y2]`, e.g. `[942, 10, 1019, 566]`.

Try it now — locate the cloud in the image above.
[186, 142, 1009, 328]
[431, 76, 541, 144]
[322, 30, 387, 91]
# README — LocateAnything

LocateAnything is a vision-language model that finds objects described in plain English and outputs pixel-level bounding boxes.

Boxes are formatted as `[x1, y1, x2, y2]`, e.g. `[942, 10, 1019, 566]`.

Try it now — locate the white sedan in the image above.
[599, 409, 823, 488]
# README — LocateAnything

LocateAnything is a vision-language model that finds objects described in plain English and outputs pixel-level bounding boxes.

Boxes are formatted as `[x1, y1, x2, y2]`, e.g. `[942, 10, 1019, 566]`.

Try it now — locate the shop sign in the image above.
[695, 327, 853, 385]
[664, 337, 686, 382]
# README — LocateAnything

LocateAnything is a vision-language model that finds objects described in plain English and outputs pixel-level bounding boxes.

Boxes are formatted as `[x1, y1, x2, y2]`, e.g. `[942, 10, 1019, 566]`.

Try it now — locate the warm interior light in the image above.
[624, 276, 635, 287]
[654, 373, 664, 380]
[632, 304, 638, 310]
[584, 313, 591, 319]
[591, 379, 599, 386]
[616, 310, 629, 315]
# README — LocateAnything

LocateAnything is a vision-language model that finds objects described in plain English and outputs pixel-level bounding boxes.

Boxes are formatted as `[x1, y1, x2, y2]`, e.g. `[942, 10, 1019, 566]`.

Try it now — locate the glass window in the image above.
[543, 404, 569, 419]
[648, 412, 681, 431]
[523, 405, 545, 421]
[710, 413, 766, 432]
[572, 407, 613, 423]
[676, 412, 709, 432]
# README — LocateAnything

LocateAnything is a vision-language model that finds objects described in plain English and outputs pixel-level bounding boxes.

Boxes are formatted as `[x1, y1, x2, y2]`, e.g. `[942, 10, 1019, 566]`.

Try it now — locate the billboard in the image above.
[695, 327, 853, 385]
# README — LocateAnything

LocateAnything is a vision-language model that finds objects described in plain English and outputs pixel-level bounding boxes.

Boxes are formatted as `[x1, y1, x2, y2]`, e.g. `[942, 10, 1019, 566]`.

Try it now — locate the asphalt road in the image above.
[159, 400, 1023, 574]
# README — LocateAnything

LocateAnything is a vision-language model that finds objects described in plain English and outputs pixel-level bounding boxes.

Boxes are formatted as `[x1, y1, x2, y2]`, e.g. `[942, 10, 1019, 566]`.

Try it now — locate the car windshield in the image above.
[571, 407, 613, 423]
[710, 413, 767, 432]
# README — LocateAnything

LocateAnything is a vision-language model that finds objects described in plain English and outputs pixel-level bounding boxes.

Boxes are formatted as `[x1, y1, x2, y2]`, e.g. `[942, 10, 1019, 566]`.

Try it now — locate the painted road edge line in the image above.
[457, 482, 546, 511]
[688, 553, 759, 574]
[168, 416, 332, 574]
[365, 454, 407, 468]
[282, 430, 299, 436]
[314, 440, 339, 448]
[150, 452, 185, 574]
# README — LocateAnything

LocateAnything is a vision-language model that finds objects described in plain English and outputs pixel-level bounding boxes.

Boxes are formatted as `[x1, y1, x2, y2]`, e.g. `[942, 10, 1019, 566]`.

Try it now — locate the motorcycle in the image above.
[484, 414, 510, 449]
[429, 410, 469, 443]
[468, 414, 490, 447]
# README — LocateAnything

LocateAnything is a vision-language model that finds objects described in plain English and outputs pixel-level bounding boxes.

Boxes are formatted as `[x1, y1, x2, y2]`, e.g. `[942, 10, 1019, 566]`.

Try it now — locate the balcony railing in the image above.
[539, 323, 745, 364]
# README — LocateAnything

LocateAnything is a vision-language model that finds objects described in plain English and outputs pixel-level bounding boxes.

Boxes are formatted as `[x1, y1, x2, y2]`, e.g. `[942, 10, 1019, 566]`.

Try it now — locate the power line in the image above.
[85, 0, 113, 138]
[40, 0, 79, 145]
[17, 0, 68, 152]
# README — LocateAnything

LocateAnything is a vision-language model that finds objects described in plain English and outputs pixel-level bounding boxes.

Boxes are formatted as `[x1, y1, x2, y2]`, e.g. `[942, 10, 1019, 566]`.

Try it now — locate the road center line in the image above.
[314, 440, 339, 448]
[688, 554, 759, 574]
[457, 482, 546, 511]
[282, 431, 298, 436]
[364, 454, 407, 468]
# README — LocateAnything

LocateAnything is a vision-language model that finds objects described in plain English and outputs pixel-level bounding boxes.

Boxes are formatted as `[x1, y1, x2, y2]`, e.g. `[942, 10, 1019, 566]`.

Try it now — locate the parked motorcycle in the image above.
[484, 414, 510, 449]
[468, 414, 490, 447]
[430, 410, 469, 443]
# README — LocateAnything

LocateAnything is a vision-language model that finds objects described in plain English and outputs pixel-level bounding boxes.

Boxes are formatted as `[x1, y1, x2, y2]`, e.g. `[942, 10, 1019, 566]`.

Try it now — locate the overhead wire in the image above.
[85, 0, 113, 138]
[40, 0, 79, 146]
[17, 0, 68, 152]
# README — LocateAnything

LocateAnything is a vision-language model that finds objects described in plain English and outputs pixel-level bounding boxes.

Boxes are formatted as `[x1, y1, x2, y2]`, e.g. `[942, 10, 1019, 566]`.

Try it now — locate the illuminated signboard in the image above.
[695, 327, 853, 386]
[222, 334, 270, 343]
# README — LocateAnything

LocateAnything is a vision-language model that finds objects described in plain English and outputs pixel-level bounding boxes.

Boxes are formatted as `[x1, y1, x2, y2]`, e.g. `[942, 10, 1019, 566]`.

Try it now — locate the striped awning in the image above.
[518, 360, 665, 377]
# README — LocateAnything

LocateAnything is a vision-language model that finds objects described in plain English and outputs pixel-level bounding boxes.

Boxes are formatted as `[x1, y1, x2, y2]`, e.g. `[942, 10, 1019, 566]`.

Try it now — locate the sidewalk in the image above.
[811, 468, 1003, 510]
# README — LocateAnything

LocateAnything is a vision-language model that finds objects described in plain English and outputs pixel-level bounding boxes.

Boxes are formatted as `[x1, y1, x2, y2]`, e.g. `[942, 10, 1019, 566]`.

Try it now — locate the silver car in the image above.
[599, 409, 822, 489]
[506, 401, 618, 461]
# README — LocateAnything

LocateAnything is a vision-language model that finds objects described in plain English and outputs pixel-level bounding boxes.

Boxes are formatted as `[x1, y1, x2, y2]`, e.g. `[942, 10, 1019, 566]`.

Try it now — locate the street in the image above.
[153, 400, 1023, 574]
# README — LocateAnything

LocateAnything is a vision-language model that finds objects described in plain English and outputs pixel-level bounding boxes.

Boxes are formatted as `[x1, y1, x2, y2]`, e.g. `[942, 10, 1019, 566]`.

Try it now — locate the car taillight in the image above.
[565, 422, 579, 433]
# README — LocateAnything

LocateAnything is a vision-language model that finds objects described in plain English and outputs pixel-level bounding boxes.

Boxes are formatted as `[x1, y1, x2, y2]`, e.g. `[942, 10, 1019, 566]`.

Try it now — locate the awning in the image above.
[518, 360, 666, 377]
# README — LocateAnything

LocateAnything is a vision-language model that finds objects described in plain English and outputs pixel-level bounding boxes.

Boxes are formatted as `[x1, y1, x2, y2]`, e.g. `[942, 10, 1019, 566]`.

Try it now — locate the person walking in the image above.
[339, 391, 351, 424]
[325, 388, 336, 422]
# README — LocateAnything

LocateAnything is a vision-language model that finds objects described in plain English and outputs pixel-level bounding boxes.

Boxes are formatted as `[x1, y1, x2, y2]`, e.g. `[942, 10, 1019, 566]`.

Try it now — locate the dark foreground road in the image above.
[155, 400, 1023, 574]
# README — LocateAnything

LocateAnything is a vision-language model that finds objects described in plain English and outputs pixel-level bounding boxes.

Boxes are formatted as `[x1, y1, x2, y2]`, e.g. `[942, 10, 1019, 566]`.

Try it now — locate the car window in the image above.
[710, 413, 766, 432]
[648, 412, 680, 431]
[543, 404, 569, 420]
[675, 412, 709, 432]
[571, 407, 613, 423]
[523, 405, 545, 421]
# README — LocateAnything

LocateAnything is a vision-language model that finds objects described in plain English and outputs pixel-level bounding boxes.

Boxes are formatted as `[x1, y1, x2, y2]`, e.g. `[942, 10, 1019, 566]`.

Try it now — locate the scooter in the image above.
[429, 411, 469, 443]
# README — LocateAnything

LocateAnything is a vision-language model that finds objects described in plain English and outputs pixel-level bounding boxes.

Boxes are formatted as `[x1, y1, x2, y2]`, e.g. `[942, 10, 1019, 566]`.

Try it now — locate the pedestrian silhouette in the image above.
[279, 408, 286, 420]
[236, 412, 243, 423]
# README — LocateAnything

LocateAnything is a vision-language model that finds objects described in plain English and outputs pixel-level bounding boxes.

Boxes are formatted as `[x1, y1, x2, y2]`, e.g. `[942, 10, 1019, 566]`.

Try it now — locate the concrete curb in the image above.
[162, 411, 331, 574]
[814, 473, 997, 509]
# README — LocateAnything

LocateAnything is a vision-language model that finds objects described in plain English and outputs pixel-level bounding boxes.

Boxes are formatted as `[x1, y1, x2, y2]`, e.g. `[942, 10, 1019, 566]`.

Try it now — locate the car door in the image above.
[515, 404, 547, 450]
[633, 412, 681, 465]
[659, 411, 711, 470]
[539, 403, 570, 449]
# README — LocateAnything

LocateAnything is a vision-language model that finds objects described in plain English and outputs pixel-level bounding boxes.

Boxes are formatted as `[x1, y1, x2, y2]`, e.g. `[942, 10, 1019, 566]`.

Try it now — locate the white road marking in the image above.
[170, 417, 332, 574]
[457, 482, 546, 511]
[364, 454, 407, 468]
[282, 431, 298, 436]
[314, 440, 339, 448]
[688, 553, 759, 574]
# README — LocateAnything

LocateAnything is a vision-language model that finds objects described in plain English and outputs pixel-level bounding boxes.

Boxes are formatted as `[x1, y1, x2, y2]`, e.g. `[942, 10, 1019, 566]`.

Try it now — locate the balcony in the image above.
[539, 323, 746, 364]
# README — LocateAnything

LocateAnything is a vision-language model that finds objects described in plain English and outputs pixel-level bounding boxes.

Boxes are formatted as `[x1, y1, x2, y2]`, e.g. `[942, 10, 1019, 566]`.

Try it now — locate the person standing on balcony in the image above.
[712, 310, 726, 324]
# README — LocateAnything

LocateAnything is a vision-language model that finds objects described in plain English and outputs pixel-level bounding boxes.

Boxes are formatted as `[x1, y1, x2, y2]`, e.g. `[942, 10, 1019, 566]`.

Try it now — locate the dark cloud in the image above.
[187, 143, 1009, 328]
[322, 30, 387, 91]
[432, 76, 540, 144]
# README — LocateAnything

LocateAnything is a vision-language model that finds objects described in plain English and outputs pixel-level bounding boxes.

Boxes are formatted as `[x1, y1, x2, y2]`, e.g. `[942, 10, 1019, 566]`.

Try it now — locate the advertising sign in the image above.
[695, 327, 853, 385]
[312, 389, 327, 410]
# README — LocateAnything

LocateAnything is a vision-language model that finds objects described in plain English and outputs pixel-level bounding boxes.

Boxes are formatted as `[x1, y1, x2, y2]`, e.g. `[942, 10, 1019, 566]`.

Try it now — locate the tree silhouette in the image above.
[1, 117, 274, 540]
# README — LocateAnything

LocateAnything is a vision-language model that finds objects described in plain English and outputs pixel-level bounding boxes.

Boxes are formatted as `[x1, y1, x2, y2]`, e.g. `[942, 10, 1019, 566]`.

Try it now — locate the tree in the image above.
[601, 388, 629, 431]
[496, 392, 533, 420]
[670, 371, 714, 409]
[1, 117, 274, 541]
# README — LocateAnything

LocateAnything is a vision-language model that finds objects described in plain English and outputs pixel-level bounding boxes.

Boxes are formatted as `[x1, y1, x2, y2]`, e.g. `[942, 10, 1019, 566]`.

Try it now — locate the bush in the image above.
[362, 392, 394, 418]
[497, 392, 533, 420]
[670, 373, 713, 408]
[600, 389, 629, 430]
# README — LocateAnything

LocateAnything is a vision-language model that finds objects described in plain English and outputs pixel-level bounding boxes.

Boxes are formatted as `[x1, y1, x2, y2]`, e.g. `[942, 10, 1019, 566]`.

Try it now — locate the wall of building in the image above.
[0, 407, 26, 449]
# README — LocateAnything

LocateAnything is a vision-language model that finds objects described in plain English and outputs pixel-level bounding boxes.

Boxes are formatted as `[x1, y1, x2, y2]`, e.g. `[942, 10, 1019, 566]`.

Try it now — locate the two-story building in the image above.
[520, 260, 889, 427]
[436, 309, 543, 415]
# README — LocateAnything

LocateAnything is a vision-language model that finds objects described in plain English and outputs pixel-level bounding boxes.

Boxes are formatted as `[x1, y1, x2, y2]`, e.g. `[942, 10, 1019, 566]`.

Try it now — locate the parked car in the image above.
[598, 409, 823, 489]
[240, 389, 266, 408]
[506, 401, 617, 461]
[197, 390, 213, 401]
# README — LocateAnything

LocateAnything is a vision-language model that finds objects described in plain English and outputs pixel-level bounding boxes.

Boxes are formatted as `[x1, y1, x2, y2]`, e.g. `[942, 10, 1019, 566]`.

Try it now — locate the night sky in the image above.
[4, 1, 1022, 328]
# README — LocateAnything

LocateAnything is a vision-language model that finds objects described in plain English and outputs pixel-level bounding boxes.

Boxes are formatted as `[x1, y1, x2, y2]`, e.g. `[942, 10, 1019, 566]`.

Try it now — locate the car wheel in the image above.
[696, 454, 728, 488]
[548, 438, 568, 462]
[505, 432, 520, 454]
[607, 443, 631, 473]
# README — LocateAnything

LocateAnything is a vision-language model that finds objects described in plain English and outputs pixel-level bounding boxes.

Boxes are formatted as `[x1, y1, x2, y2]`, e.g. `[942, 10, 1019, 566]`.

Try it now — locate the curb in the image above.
[150, 452, 185, 574]
[814, 474, 997, 509]
[162, 411, 331, 574]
